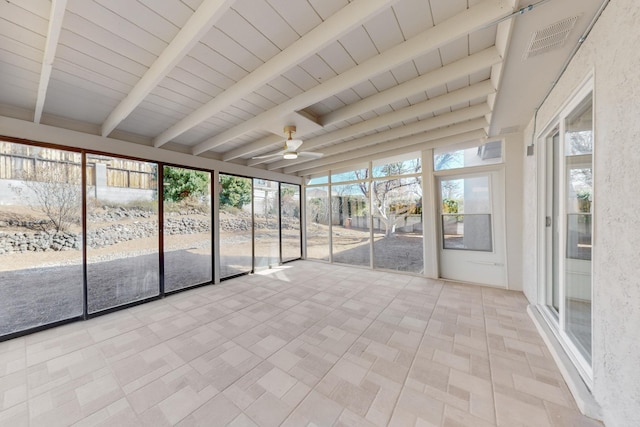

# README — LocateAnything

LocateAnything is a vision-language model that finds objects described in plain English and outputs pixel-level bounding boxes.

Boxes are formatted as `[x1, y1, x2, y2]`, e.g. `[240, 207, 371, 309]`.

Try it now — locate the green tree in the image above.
[163, 167, 209, 203]
[220, 175, 251, 209]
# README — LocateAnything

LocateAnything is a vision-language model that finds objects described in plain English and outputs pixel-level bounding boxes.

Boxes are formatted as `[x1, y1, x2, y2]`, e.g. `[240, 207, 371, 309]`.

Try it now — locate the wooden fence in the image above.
[0, 145, 155, 190]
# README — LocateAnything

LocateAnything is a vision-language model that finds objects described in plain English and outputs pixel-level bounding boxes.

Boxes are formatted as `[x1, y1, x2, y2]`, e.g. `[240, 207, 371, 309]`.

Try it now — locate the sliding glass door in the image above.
[219, 174, 253, 278]
[281, 183, 301, 262]
[86, 155, 159, 313]
[543, 88, 593, 373]
[254, 179, 280, 269]
[0, 141, 83, 335]
[163, 166, 212, 292]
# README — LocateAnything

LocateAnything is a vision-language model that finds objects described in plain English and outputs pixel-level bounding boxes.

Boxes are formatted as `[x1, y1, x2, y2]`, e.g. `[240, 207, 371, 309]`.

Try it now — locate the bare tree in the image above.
[18, 161, 82, 232]
[355, 160, 422, 237]
[307, 188, 330, 228]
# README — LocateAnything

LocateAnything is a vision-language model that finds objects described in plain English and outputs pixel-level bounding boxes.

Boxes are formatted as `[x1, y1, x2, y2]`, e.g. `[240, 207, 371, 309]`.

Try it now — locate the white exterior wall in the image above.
[521, 1, 640, 425]
[504, 133, 524, 291]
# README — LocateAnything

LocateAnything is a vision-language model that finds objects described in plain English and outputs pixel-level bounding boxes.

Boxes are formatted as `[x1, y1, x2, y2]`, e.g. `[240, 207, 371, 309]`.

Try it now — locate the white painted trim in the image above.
[422, 148, 439, 279]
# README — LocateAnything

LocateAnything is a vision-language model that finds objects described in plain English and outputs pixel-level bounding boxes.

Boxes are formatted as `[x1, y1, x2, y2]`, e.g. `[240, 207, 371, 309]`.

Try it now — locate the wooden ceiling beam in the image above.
[318, 46, 501, 126]
[101, 0, 235, 137]
[281, 105, 490, 174]
[34, 0, 67, 124]
[153, 0, 400, 147]
[294, 128, 487, 177]
[225, 49, 500, 162]
[193, 0, 512, 155]
[255, 81, 494, 169]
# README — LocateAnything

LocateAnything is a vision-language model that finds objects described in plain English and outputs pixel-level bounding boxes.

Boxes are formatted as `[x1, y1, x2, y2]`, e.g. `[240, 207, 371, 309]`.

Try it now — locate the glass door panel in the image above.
[331, 182, 370, 267]
[86, 155, 159, 313]
[163, 166, 212, 292]
[281, 183, 301, 262]
[219, 174, 253, 278]
[254, 179, 280, 269]
[0, 142, 83, 336]
[372, 177, 423, 273]
[305, 186, 330, 261]
[564, 95, 593, 362]
[438, 172, 506, 287]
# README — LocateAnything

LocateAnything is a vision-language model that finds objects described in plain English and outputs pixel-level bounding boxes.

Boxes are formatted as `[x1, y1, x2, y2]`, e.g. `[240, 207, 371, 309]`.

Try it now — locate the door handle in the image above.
[546, 216, 552, 227]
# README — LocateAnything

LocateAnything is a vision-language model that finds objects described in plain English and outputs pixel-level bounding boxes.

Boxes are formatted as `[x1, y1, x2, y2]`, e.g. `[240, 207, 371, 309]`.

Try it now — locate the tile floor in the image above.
[0, 261, 602, 426]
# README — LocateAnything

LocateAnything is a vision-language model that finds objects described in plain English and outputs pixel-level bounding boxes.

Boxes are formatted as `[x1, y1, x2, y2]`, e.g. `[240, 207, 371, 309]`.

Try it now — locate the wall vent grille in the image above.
[523, 15, 579, 59]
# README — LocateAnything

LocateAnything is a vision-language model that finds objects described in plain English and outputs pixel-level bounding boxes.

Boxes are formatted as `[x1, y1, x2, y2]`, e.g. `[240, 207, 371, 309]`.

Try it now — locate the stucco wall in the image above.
[521, 1, 640, 425]
[504, 133, 524, 291]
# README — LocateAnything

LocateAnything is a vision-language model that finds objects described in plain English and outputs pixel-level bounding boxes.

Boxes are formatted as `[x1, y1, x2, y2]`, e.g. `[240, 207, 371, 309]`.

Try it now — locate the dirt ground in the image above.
[0, 205, 422, 335]
[307, 223, 424, 272]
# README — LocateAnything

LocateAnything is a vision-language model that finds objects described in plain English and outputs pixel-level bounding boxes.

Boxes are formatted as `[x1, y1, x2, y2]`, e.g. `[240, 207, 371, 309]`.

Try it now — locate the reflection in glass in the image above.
[434, 140, 502, 171]
[163, 166, 212, 292]
[281, 183, 301, 262]
[254, 179, 280, 269]
[442, 214, 492, 251]
[372, 155, 421, 178]
[219, 174, 252, 278]
[564, 94, 593, 362]
[332, 183, 370, 267]
[86, 155, 159, 313]
[331, 168, 367, 183]
[440, 176, 492, 252]
[0, 142, 83, 336]
[307, 175, 328, 185]
[306, 186, 330, 261]
[547, 132, 561, 314]
[372, 177, 423, 272]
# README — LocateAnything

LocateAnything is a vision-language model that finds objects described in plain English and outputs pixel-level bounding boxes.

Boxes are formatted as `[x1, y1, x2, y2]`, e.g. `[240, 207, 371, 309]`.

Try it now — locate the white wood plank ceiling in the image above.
[0, 0, 608, 176]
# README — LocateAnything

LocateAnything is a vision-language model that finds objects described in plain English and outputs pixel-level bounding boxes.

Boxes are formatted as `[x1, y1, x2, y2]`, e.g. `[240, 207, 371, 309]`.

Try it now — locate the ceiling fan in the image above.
[252, 126, 324, 161]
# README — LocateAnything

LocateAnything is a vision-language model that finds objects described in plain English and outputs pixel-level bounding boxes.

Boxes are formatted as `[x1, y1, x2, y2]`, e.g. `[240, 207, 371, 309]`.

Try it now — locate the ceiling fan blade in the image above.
[299, 151, 324, 159]
[285, 139, 303, 151]
[252, 150, 285, 159]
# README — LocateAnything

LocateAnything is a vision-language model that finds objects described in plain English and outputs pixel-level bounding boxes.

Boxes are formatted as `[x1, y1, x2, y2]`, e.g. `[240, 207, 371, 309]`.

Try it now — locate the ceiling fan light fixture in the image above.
[283, 151, 298, 160]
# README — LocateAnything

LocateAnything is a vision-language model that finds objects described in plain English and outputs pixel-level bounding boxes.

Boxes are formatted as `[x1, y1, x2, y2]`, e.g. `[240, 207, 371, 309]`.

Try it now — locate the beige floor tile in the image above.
[0, 401, 28, 427]
[0, 344, 26, 377]
[0, 370, 27, 410]
[494, 390, 551, 427]
[392, 386, 445, 426]
[165, 323, 228, 362]
[281, 390, 343, 427]
[96, 326, 162, 363]
[72, 397, 139, 427]
[147, 312, 201, 341]
[245, 391, 294, 427]
[0, 261, 601, 427]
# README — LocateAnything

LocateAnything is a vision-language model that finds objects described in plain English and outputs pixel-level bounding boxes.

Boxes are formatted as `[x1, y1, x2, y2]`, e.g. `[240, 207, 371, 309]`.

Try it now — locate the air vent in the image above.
[499, 125, 520, 135]
[523, 15, 579, 59]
